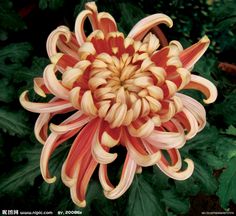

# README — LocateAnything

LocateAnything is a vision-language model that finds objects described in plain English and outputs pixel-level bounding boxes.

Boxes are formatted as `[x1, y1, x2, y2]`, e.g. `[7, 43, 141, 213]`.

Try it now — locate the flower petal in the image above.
[179, 35, 210, 70]
[19, 91, 73, 113]
[97, 12, 117, 35]
[40, 128, 80, 184]
[100, 121, 121, 147]
[177, 93, 206, 131]
[50, 113, 90, 134]
[124, 130, 161, 167]
[127, 118, 155, 138]
[61, 119, 99, 187]
[70, 154, 97, 207]
[128, 14, 173, 41]
[103, 154, 137, 199]
[75, 10, 93, 45]
[33, 77, 49, 98]
[183, 74, 217, 104]
[46, 26, 71, 58]
[175, 108, 199, 140]
[144, 119, 186, 149]
[91, 120, 118, 164]
[99, 164, 114, 191]
[43, 64, 70, 100]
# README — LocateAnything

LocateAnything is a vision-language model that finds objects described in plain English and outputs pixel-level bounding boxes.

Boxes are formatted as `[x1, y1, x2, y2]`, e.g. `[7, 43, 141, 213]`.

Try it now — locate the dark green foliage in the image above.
[0, 42, 32, 79]
[39, 0, 65, 10]
[0, 0, 26, 40]
[0, 0, 236, 215]
[217, 156, 236, 209]
[0, 107, 31, 136]
[127, 175, 164, 216]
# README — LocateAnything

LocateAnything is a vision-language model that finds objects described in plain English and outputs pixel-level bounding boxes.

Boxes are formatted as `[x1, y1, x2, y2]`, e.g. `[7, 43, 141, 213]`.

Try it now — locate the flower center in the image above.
[65, 30, 183, 128]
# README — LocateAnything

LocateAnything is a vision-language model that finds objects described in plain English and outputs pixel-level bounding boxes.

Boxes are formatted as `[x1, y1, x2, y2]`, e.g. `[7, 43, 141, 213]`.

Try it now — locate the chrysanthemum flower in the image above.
[20, 2, 217, 207]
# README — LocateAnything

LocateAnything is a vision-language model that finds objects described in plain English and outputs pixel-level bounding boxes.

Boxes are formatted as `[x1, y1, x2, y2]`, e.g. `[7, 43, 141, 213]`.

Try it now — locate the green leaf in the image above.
[193, 55, 218, 83]
[210, 91, 236, 125]
[38, 144, 70, 204]
[0, 42, 32, 79]
[118, 3, 145, 35]
[0, 78, 15, 103]
[0, 107, 31, 137]
[224, 125, 236, 136]
[126, 175, 164, 216]
[196, 151, 225, 170]
[0, 144, 41, 196]
[14, 56, 49, 85]
[39, 0, 65, 10]
[0, 135, 5, 166]
[0, 0, 26, 32]
[215, 137, 236, 161]
[217, 156, 236, 209]
[86, 181, 114, 216]
[161, 189, 190, 214]
[182, 126, 219, 153]
[150, 166, 169, 190]
[192, 160, 217, 194]
[175, 178, 200, 197]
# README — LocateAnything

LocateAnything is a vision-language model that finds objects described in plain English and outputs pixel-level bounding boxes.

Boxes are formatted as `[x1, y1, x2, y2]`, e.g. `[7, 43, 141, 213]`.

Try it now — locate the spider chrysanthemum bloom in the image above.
[20, 2, 217, 207]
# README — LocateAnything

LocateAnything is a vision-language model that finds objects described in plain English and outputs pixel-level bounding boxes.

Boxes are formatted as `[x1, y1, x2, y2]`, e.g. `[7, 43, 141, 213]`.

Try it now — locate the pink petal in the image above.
[99, 121, 121, 147]
[143, 119, 186, 149]
[43, 64, 70, 100]
[40, 128, 80, 184]
[70, 153, 97, 207]
[176, 93, 206, 131]
[50, 112, 91, 134]
[91, 120, 118, 164]
[50, 53, 78, 72]
[75, 10, 93, 45]
[46, 26, 71, 58]
[174, 108, 199, 140]
[102, 154, 137, 199]
[61, 119, 99, 185]
[123, 129, 161, 166]
[128, 14, 173, 41]
[19, 91, 73, 113]
[97, 12, 117, 35]
[127, 118, 155, 138]
[99, 164, 114, 191]
[183, 74, 217, 104]
[179, 36, 210, 70]
[33, 77, 50, 98]
[147, 147, 194, 180]
[35, 105, 75, 144]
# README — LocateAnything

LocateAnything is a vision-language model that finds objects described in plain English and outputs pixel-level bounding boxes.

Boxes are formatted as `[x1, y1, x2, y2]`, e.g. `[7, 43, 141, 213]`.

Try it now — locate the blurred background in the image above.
[0, 0, 236, 215]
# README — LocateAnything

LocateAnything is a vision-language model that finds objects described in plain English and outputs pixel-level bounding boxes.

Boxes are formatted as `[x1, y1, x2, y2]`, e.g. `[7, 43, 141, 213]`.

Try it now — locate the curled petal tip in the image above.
[71, 194, 86, 208]
[180, 35, 210, 70]
[45, 176, 57, 184]
[200, 35, 210, 43]
[19, 90, 29, 107]
[184, 75, 218, 104]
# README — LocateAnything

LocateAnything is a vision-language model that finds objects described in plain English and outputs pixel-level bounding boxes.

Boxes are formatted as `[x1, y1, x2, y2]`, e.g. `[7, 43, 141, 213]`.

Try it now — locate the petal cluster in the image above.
[20, 2, 217, 207]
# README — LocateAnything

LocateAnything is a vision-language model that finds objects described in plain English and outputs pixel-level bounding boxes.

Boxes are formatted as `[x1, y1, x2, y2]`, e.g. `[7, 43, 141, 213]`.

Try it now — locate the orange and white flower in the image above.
[20, 2, 217, 207]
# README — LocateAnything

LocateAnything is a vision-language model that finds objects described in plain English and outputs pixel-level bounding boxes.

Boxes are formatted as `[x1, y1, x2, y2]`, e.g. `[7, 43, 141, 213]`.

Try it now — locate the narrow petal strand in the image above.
[128, 14, 173, 41]
[183, 74, 217, 104]
[103, 154, 137, 199]
[179, 36, 210, 70]
[20, 91, 73, 113]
